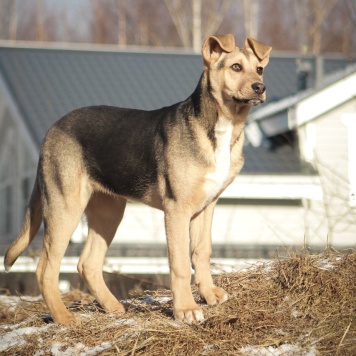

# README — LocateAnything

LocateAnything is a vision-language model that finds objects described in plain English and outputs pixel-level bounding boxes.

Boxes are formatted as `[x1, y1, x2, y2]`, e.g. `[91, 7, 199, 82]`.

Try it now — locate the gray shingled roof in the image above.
[0, 48, 202, 146]
[0, 45, 353, 174]
[242, 144, 296, 174]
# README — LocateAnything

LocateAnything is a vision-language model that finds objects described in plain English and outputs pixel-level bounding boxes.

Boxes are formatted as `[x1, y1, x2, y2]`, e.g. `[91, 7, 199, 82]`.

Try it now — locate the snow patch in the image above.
[0, 295, 43, 316]
[112, 318, 137, 327]
[50, 341, 113, 356]
[0, 325, 53, 352]
[316, 259, 337, 271]
[240, 344, 318, 356]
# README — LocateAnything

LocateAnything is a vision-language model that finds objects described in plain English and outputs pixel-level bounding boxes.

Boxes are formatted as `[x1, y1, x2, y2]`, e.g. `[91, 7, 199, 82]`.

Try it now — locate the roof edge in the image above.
[0, 39, 354, 59]
[295, 70, 356, 126]
[0, 39, 198, 56]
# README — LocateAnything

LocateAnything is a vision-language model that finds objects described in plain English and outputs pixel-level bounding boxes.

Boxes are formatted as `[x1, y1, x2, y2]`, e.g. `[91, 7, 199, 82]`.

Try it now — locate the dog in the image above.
[4, 34, 271, 326]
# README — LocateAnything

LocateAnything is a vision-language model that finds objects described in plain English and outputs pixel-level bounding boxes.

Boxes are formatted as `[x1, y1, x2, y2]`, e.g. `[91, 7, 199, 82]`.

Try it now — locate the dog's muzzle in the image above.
[233, 82, 266, 106]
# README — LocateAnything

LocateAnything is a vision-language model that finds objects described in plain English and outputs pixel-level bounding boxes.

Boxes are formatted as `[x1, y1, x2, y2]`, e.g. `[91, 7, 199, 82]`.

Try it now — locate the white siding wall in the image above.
[299, 98, 356, 244]
[110, 201, 320, 247]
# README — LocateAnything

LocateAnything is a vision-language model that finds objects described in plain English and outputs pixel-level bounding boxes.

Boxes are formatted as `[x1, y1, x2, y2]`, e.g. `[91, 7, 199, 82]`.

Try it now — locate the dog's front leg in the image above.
[190, 202, 229, 306]
[164, 208, 204, 324]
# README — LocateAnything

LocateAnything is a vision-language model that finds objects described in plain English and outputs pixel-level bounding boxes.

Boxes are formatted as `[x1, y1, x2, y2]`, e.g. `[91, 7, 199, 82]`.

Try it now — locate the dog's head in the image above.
[202, 34, 272, 107]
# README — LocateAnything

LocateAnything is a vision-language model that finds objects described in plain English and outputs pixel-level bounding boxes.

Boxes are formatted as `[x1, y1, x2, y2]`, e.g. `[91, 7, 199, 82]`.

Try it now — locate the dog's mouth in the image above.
[232, 96, 264, 106]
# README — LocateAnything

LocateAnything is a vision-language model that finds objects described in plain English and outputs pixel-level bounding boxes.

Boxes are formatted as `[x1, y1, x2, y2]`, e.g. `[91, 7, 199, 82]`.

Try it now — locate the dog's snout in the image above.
[252, 82, 266, 95]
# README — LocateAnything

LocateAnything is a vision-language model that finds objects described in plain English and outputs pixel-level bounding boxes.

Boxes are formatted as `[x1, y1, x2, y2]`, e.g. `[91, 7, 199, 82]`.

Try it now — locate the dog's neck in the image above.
[190, 71, 250, 142]
[190, 72, 216, 119]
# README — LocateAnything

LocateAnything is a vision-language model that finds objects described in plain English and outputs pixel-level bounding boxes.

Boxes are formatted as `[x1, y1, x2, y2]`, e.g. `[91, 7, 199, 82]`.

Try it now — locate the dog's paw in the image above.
[104, 300, 126, 315]
[174, 305, 204, 324]
[200, 286, 229, 306]
[55, 312, 81, 327]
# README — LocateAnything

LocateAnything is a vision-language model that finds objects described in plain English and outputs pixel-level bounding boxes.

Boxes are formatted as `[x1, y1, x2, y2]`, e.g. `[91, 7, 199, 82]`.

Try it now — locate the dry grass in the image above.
[1, 249, 355, 355]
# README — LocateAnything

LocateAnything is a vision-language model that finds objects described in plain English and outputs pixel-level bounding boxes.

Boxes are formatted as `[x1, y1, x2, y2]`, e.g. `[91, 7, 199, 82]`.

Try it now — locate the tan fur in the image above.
[4, 35, 271, 326]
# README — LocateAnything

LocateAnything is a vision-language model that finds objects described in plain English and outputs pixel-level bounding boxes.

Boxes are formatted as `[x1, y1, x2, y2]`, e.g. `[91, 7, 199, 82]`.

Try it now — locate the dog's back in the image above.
[52, 105, 164, 199]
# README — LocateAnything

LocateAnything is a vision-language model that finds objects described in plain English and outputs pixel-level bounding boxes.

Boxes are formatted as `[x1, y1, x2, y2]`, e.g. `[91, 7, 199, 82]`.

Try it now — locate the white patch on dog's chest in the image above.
[201, 116, 232, 207]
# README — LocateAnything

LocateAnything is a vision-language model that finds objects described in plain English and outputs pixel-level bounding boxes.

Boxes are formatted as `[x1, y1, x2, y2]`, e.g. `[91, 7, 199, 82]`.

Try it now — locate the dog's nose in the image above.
[252, 82, 266, 95]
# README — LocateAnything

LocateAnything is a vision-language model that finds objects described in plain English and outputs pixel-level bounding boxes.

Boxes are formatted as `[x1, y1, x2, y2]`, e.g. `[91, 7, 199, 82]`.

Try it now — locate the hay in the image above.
[1, 250, 355, 355]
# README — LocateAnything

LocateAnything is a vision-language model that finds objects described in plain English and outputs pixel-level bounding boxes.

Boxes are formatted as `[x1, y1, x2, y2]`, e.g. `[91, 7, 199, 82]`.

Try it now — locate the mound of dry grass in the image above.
[1, 250, 355, 355]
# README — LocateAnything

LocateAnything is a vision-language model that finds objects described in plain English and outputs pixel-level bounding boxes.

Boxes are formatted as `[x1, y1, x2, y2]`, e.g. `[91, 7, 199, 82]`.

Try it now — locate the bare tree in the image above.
[243, 0, 259, 39]
[308, 0, 338, 54]
[91, 0, 106, 43]
[192, 0, 201, 52]
[203, 0, 234, 38]
[36, 0, 45, 41]
[118, 0, 127, 46]
[9, 0, 18, 40]
[163, 0, 234, 51]
[1, 0, 355, 55]
[163, 0, 191, 47]
[138, 0, 149, 46]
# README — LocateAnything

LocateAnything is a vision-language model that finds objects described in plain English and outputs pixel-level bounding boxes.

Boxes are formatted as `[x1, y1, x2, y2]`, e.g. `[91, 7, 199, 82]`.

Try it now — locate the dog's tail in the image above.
[4, 177, 43, 271]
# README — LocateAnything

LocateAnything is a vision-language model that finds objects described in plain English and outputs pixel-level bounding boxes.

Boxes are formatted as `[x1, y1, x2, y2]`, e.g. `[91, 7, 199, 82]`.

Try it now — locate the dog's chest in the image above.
[201, 117, 232, 206]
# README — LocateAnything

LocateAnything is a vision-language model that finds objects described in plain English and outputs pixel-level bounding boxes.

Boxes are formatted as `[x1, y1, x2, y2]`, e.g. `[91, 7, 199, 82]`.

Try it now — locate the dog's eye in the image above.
[257, 67, 264, 75]
[231, 63, 242, 72]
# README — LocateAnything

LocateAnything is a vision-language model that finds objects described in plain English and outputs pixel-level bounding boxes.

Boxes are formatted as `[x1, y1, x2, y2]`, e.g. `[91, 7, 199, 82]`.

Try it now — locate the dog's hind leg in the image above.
[190, 201, 229, 306]
[78, 193, 126, 315]
[35, 132, 92, 326]
[36, 185, 89, 326]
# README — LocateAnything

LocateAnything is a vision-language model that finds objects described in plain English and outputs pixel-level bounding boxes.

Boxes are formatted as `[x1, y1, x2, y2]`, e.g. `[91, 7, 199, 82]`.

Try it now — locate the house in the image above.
[247, 63, 356, 247]
[0, 41, 354, 273]
[293, 65, 356, 245]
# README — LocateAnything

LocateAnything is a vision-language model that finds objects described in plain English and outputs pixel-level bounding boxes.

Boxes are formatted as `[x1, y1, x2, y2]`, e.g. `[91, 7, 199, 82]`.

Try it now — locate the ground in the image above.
[1, 250, 355, 355]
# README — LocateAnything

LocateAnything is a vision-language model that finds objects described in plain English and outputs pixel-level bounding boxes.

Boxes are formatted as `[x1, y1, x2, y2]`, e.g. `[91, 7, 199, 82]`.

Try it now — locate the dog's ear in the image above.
[245, 37, 272, 65]
[202, 34, 235, 64]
